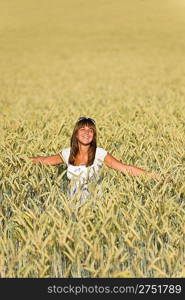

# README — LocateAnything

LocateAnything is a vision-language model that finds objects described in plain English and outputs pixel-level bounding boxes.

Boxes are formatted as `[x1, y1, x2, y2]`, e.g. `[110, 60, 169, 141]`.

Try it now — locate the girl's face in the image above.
[76, 125, 94, 145]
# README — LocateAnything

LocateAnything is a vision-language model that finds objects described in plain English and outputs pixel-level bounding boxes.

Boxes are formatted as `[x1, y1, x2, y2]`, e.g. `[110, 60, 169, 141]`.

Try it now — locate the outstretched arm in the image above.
[29, 154, 64, 166]
[104, 153, 161, 180]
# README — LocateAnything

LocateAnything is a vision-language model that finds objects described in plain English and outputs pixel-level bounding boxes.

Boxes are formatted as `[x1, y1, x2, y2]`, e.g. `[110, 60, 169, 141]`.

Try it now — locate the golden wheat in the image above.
[0, 0, 185, 278]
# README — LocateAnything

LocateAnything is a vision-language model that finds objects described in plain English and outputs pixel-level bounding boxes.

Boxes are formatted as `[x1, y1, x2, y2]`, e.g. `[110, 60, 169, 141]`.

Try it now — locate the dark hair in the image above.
[68, 117, 97, 166]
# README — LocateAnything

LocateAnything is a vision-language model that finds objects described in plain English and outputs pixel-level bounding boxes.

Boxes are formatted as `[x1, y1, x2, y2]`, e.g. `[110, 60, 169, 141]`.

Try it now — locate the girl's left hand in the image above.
[162, 173, 173, 183]
[152, 172, 172, 182]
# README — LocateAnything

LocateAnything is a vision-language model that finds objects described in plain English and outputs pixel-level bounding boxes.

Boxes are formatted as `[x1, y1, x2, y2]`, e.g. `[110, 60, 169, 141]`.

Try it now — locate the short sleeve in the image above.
[59, 147, 71, 164]
[96, 147, 107, 162]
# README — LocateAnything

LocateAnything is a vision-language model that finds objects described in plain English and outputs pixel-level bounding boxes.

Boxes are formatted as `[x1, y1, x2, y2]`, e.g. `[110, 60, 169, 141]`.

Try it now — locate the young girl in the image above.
[29, 116, 167, 201]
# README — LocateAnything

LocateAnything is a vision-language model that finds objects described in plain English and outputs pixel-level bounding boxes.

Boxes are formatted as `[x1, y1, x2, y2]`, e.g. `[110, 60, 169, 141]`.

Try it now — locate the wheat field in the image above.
[0, 0, 185, 278]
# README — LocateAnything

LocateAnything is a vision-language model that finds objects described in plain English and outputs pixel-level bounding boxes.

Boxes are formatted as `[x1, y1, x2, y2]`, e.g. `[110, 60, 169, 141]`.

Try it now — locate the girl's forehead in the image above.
[79, 125, 94, 129]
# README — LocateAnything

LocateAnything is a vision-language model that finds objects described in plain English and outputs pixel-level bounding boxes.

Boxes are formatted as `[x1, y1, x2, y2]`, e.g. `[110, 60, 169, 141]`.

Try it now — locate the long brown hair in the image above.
[68, 117, 97, 167]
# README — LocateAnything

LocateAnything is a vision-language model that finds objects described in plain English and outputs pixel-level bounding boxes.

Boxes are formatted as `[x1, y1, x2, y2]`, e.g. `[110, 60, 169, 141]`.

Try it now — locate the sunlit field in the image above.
[0, 0, 185, 278]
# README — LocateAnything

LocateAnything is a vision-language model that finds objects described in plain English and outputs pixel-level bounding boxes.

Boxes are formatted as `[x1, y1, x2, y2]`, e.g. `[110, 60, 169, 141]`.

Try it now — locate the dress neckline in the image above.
[69, 163, 86, 167]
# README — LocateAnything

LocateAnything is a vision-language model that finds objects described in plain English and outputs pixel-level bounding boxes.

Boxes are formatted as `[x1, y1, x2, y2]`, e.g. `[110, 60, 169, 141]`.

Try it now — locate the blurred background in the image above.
[1, 0, 185, 118]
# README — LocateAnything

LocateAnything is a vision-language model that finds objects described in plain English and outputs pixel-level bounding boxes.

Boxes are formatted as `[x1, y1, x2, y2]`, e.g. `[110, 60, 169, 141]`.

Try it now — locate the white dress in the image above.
[59, 147, 107, 201]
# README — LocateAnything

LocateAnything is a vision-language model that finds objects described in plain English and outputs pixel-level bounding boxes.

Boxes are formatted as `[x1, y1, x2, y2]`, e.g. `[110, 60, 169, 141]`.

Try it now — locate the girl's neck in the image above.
[78, 144, 90, 156]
